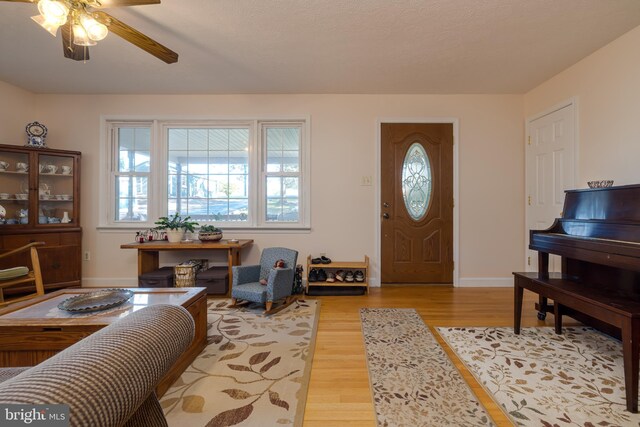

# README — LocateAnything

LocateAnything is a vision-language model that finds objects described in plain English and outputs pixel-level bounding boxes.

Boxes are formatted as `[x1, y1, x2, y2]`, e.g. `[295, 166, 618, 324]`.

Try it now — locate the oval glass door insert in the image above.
[401, 142, 432, 220]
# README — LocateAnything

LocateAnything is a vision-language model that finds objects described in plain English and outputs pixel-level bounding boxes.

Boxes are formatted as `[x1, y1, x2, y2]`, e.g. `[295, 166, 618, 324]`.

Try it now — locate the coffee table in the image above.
[0, 287, 207, 397]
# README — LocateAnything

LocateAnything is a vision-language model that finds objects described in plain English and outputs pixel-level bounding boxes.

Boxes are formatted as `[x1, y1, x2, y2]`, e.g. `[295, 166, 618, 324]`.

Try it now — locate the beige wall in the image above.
[14, 93, 524, 286]
[525, 25, 640, 186]
[0, 81, 35, 144]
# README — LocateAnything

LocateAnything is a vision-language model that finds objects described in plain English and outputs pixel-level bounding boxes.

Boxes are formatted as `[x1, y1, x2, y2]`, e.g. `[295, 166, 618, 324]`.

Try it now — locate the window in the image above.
[112, 124, 152, 223]
[102, 118, 309, 229]
[264, 124, 302, 223]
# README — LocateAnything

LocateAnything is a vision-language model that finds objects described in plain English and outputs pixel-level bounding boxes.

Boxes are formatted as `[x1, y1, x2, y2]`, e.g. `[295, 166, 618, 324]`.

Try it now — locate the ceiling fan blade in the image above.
[94, 0, 160, 7]
[93, 11, 178, 63]
[61, 22, 90, 61]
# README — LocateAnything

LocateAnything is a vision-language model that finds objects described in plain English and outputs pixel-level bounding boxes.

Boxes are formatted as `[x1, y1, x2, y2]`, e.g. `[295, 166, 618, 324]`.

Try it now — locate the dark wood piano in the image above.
[513, 184, 640, 413]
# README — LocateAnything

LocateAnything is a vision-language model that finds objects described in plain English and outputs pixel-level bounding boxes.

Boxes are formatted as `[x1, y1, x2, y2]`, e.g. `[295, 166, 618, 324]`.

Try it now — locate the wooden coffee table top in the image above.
[0, 287, 206, 326]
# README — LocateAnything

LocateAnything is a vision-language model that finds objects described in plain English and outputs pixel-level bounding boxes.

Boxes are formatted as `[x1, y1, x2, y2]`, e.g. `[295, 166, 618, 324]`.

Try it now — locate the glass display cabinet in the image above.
[0, 144, 82, 295]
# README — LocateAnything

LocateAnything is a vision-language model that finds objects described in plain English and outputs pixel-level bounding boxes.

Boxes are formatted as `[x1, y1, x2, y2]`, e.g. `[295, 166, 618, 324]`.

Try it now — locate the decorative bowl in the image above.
[198, 231, 223, 241]
[58, 289, 134, 313]
[587, 180, 614, 188]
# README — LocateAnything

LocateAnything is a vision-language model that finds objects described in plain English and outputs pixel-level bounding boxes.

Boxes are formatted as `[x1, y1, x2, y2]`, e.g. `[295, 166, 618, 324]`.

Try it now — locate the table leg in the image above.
[227, 248, 241, 297]
[622, 317, 640, 413]
[514, 279, 523, 335]
[138, 251, 159, 276]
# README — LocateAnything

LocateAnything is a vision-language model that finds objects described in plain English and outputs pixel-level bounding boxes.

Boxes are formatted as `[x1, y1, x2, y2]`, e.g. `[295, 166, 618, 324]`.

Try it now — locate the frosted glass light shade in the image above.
[31, 14, 61, 36]
[80, 14, 108, 41]
[37, 0, 68, 26]
[73, 23, 97, 46]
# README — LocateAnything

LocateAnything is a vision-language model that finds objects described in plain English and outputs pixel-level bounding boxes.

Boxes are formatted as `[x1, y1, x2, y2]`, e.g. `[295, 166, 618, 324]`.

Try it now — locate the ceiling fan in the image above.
[2, 0, 178, 63]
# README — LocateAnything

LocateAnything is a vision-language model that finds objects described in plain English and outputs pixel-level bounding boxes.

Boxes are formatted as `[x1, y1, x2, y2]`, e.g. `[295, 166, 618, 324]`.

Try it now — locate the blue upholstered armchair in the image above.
[231, 247, 298, 313]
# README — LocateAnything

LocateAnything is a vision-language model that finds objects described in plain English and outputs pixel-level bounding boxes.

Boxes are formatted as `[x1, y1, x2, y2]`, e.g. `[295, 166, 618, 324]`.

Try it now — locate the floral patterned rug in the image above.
[161, 298, 319, 427]
[360, 308, 494, 426]
[437, 326, 640, 426]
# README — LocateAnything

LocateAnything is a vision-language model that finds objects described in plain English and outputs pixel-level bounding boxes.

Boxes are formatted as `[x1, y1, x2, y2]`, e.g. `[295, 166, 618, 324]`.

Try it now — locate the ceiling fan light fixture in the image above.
[80, 14, 108, 41]
[30, 14, 61, 37]
[37, 0, 69, 26]
[72, 23, 96, 46]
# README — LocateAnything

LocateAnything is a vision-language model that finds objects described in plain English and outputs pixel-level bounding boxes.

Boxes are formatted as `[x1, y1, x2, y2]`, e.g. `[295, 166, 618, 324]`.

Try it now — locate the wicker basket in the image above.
[174, 264, 197, 287]
[198, 231, 223, 241]
[174, 259, 209, 287]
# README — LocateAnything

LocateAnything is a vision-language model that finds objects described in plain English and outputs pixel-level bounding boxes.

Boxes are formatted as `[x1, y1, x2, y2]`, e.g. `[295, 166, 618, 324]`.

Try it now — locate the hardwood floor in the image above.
[302, 285, 552, 426]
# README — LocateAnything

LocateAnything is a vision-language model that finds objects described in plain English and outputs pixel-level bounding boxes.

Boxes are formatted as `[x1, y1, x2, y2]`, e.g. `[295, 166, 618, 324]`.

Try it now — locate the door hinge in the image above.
[527, 256, 531, 266]
[527, 135, 531, 145]
[528, 195, 532, 206]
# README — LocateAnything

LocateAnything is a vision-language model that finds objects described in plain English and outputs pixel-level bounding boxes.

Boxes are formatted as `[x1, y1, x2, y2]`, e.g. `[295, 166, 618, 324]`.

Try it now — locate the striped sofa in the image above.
[0, 304, 194, 427]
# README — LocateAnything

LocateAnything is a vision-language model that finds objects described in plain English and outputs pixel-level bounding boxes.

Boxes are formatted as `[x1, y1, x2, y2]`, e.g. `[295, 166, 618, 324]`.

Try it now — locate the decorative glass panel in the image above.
[401, 142, 431, 220]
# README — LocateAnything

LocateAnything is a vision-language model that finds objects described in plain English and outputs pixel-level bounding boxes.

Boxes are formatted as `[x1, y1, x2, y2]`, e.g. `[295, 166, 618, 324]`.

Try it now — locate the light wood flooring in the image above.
[302, 285, 553, 426]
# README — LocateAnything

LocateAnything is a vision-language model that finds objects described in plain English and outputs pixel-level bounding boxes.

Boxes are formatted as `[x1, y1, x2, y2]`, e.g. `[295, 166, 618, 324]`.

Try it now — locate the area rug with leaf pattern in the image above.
[160, 298, 319, 427]
[360, 308, 494, 426]
[437, 326, 640, 426]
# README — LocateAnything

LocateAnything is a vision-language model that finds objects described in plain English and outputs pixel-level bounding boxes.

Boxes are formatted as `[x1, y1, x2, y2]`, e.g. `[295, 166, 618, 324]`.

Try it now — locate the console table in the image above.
[120, 239, 253, 296]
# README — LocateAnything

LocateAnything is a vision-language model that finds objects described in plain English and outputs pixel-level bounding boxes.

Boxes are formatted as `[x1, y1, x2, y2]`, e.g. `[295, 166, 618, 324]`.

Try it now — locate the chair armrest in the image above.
[266, 267, 294, 301]
[0, 242, 45, 260]
[232, 264, 261, 286]
[0, 304, 194, 427]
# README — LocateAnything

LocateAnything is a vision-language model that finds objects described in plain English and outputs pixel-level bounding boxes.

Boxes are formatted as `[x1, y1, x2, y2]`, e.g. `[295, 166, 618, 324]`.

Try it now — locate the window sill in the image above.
[97, 225, 311, 234]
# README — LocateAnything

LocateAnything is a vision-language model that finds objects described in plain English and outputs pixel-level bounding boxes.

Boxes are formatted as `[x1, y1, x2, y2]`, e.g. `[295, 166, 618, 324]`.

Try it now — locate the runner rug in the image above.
[437, 326, 640, 426]
[360, 308, 494, 426]
[161, 299, 319, 427]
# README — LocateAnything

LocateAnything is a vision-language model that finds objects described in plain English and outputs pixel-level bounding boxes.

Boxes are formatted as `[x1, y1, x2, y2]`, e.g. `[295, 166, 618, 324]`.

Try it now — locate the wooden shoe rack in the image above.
[305, 255, 369, 294]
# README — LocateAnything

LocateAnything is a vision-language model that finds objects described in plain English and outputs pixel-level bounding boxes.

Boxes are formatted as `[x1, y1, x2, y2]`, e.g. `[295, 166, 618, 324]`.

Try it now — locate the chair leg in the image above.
[230, 298, 238, 307]
[264, 301, 273, 313]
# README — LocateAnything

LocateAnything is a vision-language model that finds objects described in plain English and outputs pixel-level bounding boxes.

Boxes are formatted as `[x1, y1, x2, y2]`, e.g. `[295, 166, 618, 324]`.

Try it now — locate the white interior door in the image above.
[525, 102, 576, 272]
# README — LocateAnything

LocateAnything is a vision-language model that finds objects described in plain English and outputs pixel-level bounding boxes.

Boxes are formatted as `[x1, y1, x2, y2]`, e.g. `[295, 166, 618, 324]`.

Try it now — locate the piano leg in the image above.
[622, 317, 640, 413]
[514, 280, 524, 334]
[537, 252, 550, 321]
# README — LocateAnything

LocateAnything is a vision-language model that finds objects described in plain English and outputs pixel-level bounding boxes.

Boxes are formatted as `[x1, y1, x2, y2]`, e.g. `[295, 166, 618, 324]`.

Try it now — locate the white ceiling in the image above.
[1, 0, 639, 95]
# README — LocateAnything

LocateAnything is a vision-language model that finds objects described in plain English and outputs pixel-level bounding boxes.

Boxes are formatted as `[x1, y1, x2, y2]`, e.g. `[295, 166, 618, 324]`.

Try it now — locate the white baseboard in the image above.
[457, 277, 513, 287]
[82, 277, 138, 287]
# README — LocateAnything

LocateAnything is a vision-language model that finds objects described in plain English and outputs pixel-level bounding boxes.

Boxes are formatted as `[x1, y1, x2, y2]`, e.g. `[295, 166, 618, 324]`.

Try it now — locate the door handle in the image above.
[382, 213, 390, 219]
[383, 202, 390, 208]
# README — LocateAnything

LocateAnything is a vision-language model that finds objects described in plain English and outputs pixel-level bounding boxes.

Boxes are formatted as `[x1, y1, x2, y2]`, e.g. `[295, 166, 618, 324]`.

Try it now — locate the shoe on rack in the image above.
[317, 269, 327, 281]
[320, 256, 332, 264]
[308, 268, 318, 282]
[335, 270, 345, 282]
[345, 271, 354, 282]
[311, 257, 322, 264]
[354, 270, 365, 282]
[326, 272, 336, 282]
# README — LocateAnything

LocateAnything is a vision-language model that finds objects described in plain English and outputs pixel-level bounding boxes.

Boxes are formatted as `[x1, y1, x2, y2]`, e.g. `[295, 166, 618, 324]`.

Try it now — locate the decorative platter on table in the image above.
[57, 289, 134, 313]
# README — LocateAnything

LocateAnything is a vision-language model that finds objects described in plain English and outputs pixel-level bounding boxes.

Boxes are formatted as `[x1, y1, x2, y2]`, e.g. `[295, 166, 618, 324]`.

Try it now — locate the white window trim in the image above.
[99, 116, 311, 231]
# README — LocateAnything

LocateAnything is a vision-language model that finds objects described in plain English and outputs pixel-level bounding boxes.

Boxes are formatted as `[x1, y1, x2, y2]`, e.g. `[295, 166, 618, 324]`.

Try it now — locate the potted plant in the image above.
[198, 225, 223, 241]
[154, 213, 199, 243]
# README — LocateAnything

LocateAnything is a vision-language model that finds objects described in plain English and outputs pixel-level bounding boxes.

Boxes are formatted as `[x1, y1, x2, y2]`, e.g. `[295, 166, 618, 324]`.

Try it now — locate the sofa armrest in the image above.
[0, 304, 194, 427]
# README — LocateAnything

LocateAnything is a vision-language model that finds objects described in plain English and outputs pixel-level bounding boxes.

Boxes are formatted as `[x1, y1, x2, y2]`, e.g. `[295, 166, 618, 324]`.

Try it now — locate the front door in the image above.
[381, 123, 453, 283]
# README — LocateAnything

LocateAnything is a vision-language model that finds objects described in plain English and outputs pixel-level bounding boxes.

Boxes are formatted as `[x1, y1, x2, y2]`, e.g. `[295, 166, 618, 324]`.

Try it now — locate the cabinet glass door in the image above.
[0, 150, 30, 225]
[37, 154, 75, 225]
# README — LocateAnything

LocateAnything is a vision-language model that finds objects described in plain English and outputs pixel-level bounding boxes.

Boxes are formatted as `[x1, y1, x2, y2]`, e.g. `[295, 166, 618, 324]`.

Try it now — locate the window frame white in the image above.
[99, 117, 310, 231]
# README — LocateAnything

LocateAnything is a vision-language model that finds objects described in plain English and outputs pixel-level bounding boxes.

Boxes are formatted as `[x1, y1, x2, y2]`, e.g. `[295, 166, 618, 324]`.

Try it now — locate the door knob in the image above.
[383, 202, 390, 208]
[382, 213, 390, 219]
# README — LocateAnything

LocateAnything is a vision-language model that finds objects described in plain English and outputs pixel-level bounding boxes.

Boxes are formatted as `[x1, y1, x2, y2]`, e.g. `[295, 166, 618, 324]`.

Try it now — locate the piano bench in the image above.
[513, 271, 640, 413]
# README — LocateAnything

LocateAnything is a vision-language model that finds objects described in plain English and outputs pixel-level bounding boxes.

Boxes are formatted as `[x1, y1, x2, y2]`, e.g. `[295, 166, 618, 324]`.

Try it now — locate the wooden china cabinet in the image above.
[0, 144, 81, 295]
